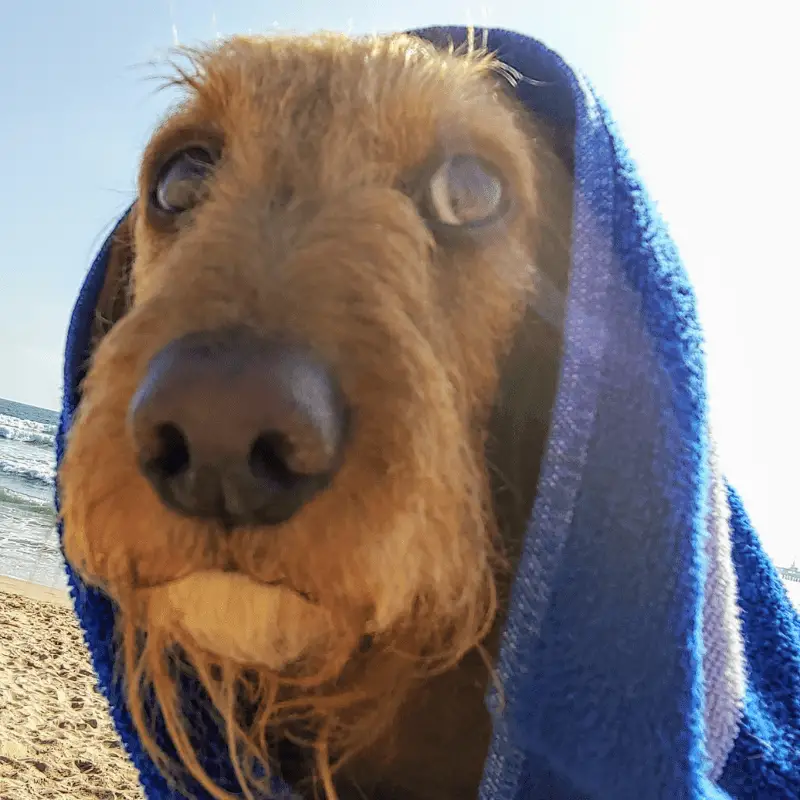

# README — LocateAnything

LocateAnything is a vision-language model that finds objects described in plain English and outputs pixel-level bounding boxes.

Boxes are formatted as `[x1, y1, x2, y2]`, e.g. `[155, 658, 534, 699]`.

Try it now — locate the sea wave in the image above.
[0, 413, 56, 447]
[0, 485, 56, 517]
[0, 424, 55, 447]
[0, 453, 55, 487]
[0, 412, 57, 433]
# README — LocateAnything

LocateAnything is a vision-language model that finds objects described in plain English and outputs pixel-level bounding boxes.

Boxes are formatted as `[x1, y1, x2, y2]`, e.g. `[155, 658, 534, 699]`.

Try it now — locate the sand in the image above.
[0, 577, 143, 800]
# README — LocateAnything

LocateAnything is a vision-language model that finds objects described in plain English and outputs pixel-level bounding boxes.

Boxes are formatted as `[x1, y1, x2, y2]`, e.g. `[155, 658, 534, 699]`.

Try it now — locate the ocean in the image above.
[1, 395, 799, 610]
[0, 397, 64, 589]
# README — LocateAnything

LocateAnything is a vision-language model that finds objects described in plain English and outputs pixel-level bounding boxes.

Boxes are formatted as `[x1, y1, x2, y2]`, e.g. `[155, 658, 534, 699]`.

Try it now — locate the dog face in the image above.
[60, 32, 571, 798]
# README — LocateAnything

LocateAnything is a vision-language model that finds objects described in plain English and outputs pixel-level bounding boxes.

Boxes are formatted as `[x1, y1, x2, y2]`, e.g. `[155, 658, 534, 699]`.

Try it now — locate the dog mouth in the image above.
[140, 570, 335, 668]
[218, 565, 318, 605]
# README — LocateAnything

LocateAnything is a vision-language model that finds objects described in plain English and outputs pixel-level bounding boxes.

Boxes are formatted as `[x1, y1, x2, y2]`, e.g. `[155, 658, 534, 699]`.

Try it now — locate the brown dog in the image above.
[59, 32, 573, 799]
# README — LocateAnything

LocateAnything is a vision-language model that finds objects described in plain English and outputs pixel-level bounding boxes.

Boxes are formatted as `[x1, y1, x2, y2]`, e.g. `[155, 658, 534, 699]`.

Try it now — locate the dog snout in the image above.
[127, 328, 349, 527]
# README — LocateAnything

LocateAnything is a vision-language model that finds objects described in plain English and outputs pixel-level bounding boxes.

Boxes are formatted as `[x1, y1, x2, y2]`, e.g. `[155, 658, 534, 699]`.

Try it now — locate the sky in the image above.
[0, 0, 796, 565]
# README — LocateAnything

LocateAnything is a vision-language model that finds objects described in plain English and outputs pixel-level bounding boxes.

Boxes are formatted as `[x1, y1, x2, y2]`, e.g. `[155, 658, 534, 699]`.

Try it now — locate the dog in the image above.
[59, 31, 573, 799]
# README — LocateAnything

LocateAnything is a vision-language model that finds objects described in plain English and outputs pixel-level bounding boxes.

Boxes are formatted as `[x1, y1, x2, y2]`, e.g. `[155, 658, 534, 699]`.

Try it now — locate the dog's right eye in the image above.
[151, 147, 216, 215]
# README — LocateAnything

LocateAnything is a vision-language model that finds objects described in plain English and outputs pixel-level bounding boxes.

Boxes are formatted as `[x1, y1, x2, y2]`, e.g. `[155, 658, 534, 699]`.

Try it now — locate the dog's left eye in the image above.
[427, 156, 506, 228]
[151, 147, 216, 215]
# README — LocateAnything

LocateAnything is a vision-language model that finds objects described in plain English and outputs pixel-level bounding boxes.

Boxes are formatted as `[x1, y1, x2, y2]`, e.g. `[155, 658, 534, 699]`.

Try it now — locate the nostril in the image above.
[129, 331, 348, 525]
[248, 433, 297, 488]
[148, 423, 191, 480]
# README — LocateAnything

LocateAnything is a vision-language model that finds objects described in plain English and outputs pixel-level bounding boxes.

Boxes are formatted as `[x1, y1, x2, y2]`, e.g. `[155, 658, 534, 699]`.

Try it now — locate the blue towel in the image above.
[56, 25, 800, 800]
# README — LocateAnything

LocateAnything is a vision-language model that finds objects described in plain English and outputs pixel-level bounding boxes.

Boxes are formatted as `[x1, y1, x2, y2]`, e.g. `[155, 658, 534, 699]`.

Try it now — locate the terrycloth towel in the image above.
[56, 25, 800, 800]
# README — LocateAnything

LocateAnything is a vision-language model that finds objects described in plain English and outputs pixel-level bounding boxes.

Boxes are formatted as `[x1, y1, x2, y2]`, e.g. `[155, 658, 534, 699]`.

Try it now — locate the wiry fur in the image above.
[59, 31, 572, 799]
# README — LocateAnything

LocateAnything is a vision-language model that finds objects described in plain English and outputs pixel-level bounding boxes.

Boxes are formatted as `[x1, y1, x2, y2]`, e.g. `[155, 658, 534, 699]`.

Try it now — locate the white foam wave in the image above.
[0, 451, 55, 486]
[0, 413, 56, 447]
[0, 413, 57, 435]
[0, 423, 54, 447]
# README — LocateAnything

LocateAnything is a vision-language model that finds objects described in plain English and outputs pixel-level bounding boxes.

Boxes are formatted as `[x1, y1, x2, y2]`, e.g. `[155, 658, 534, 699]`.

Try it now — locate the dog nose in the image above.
[128, 329, 349, 526]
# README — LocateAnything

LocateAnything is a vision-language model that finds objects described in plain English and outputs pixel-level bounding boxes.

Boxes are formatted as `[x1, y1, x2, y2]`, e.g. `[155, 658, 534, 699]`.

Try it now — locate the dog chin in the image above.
[142, 570, 334, 669]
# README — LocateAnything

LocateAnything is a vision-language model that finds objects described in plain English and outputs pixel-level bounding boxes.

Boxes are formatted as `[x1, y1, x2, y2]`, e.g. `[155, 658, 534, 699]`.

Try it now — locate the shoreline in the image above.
[0, 574, 70, 607]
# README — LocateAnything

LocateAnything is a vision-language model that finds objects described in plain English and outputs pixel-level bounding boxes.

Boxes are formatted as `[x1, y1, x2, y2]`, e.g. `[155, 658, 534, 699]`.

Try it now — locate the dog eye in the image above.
[427, 156, 506, 228]
[151, 147, 216, 215]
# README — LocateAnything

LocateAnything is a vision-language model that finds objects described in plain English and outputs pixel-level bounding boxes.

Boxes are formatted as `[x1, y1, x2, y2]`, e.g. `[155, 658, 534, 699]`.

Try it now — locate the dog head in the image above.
[60, 32, 571, 797]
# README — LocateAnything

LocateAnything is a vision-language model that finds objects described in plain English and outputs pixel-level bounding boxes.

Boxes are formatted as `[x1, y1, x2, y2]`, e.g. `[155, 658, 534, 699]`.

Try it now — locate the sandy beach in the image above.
[0, 577, 143, 800]
[2, 572, 797, 800]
